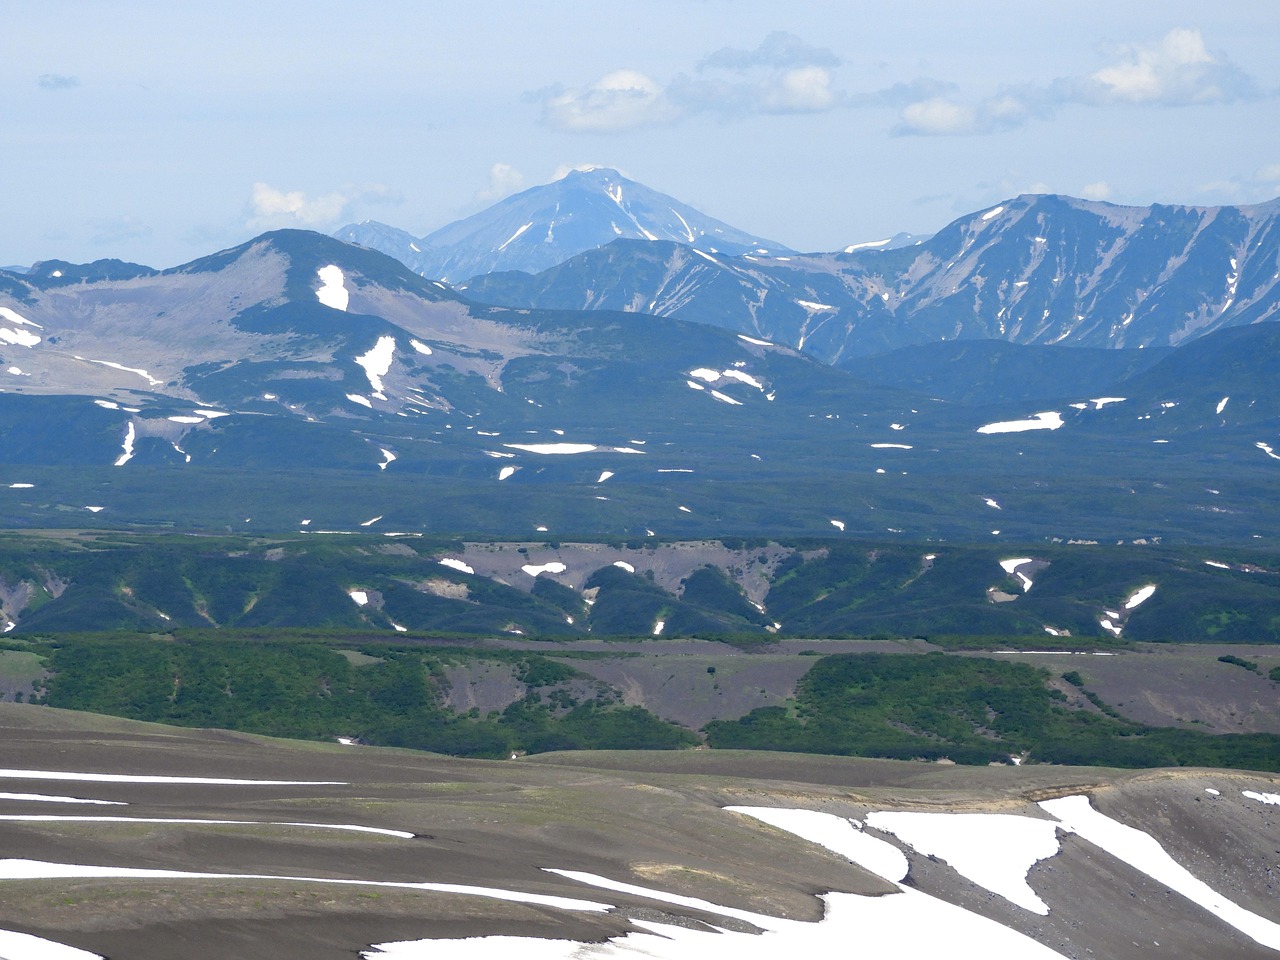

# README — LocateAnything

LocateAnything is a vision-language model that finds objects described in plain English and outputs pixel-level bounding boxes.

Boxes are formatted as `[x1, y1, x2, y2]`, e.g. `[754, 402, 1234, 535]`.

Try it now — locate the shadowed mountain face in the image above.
[465, 194, 1280, 362]
[335, 167, 793, 282]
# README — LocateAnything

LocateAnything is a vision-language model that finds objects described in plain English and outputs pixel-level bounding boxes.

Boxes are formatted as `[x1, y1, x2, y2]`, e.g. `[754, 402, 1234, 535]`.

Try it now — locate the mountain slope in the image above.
[336, 167, 793, 282]
[465, 194, 1280, 362]
[2, 230, 1278, 544]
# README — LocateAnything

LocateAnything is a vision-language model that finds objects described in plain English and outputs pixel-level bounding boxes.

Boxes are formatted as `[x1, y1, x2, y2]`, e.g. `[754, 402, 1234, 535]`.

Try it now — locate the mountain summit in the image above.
[335, 167, 793, 282]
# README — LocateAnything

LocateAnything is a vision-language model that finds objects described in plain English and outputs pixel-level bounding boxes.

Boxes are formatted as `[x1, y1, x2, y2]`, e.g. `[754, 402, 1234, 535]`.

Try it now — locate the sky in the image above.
[4, 1, 1279, 268]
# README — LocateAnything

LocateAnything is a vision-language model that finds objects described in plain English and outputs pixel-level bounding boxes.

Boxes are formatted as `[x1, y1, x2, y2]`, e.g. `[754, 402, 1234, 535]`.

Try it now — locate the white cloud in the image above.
[1086, 28, 1258, 105]
[1080, 181, 1112, 200]
[476, 163, 525, 202]
[542, 70, 676, 132]
[245, 183, 397, 230]
[763, 67, 838, 113]
[896, 97, 980, 135]
[1254, 163, 1280, 182]
[539, 34, 849, 132]
[893, 28, 1264, 138]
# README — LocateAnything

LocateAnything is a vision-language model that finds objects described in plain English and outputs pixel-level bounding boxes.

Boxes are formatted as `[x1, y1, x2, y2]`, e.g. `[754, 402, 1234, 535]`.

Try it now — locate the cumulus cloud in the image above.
[38, 74, 80, 90]
[894, 27, 1265, 137]
[476, 163, 525, 202]
[896, 98, 980, 136]
[246, 183, 398, 230]
[541, 70, 676, 132]
[538, 33, 849, 132]
[1083, 27, 1259, 104]
[761, 66, 839, 113]
[1080, 181, 1113, 201]
[699, 32, 840, 71]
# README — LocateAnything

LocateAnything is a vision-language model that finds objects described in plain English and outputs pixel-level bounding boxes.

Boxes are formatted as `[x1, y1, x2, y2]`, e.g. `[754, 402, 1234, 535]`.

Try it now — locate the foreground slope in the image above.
[0, 705, 1275, 959]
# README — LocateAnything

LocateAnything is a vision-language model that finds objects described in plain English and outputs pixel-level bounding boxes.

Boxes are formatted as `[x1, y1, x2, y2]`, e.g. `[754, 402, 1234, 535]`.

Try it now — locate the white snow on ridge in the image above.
[113, 423, 136, 466]
[981, 205, 1005, 221]
[1041, 795, 1280, 950]
[409, 339, 433, 356]
[0, 858, 609, 913]
[1, 328, 41, 350]
[1243, 790, 1280, 806]
[0, 815, 414, 839]
[796, 299, 836, 311]
[522, 562, 567, 577]
[438, 558, 474, 575]
[316, 265, 349, 311]
[844, 238, 893, 253]
[356, 336, 396, 398]
[1124, 584, 1156, 609]
[498, 466, 516, 480]
[0, 307, 41, 329]
[870, 443, 912, 450]
[864, 811, 1059, 914]
[985, 498, 1002, 510]
[378, 448, 397, 471]
[738, 334, 773, 346]
[1256, 442, 1280, 461]
[349, 590, 369, 606]
[977, 412, 1064, 434]
[74, 357, 163, 386]
[503, 442, 596, 455]
[830, 519, 846, 531]
[347, 394, 373, 408]
[0, 768, 343, 786]
[0, 929, 102, 960]
[0, 793, 125, 806]
[710, 390, 742, 405]
[612, 561, 635, 573]
[1088, 397, 1126, 409]
[1216, 396, 1230, 415]
[496, 222, 534, 251]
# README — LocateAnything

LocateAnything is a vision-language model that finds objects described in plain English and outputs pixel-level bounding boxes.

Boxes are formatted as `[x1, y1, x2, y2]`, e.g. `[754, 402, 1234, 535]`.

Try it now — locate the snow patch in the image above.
[347, 394, 373, 408]
[438, 558, 474, 575]
[409, 339, 433, 356]
[113, 422, 136, 466]
[981, 205, 1005, 221]
[522, 562, 567, 577]
[613, 561, 635, 573]
[865, 811, 1059, 914]
[1124, 584, 1156, 609]
[829, 519, 845, 531]
[316, 265, 349, 311]
[356, 336, 396, 397]
[977, 412, 1063, 434]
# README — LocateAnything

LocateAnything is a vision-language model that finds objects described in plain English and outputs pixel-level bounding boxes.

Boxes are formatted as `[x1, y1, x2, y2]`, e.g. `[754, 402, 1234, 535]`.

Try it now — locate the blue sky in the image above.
[4, 1, 1278, 267]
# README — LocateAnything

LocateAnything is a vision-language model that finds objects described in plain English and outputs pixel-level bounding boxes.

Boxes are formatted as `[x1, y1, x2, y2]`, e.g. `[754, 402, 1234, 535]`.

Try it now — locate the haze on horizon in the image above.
[4, 0, 1278, 269]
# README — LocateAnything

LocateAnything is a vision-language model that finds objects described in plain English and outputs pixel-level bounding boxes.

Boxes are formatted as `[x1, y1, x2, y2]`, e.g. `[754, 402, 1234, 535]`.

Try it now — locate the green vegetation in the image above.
[34, 637, 694, 758]
[1217, 654, 1259, 673]
[705, 653, 1280, 771]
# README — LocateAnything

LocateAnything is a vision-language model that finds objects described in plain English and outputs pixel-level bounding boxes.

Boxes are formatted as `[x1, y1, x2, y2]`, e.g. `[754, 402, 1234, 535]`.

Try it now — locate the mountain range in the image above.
[2, 170, 1279, 547]
[465, 192, 1280, 362]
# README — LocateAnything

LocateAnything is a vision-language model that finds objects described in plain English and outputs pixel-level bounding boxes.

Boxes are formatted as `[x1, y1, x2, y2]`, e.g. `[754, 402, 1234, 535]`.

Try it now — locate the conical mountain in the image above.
[335, 167, 793, 282]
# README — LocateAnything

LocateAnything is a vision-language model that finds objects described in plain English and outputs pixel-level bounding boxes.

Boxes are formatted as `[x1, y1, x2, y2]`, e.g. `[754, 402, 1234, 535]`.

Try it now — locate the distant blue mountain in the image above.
[335, 167, 793, 282]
